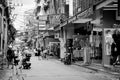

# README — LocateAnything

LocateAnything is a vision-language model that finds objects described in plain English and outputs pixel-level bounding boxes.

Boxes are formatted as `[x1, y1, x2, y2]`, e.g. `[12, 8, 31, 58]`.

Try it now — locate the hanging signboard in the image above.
[37, 15, 48, 21]
[55, 32, 60, 39]
[48, 14, 67, 28]
[48, 14, 61, 28]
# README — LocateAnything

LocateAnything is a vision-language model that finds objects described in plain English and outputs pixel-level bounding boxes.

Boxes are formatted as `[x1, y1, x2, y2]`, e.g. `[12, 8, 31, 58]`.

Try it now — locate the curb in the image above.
[73, 63, 120, 77]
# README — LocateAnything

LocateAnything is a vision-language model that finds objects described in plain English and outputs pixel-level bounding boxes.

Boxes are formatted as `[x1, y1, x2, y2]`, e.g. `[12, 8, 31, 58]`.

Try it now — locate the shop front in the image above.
[72, 23, 93, 65]
[102, 9, 120, 67]
[69, 6, 94, 65]
[73, 34, 89, 63]
[55, 6, 94, 64]
[103, 27, 120, 67]
[91, 0, 120, 67]
[49, 42, 60, 58]
[90, 28, 102, 64]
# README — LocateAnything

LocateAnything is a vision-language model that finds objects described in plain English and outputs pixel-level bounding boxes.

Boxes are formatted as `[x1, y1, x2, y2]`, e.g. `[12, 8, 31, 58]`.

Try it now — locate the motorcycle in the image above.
[63, 53, 71, 65]
[22, 54, 31, 69]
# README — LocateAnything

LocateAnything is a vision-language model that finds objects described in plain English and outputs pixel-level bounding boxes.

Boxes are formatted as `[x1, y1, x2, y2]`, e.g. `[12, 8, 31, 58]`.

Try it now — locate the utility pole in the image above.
[36, 19, 39, 49]
[36, 20, 39, 49]
[0, 5, 4, 69]
[4, 18, 8, 66]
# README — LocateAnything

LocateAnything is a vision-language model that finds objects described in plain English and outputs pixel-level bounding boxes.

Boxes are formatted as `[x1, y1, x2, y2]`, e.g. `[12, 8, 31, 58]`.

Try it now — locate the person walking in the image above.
[37, 48, 41, 60]
[6, 47, 15, 69]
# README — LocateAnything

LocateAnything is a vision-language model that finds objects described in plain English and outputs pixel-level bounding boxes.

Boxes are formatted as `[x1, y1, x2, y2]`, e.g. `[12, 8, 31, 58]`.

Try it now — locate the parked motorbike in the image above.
[22, 54, 31, 69]
[63, 53, 71, 65]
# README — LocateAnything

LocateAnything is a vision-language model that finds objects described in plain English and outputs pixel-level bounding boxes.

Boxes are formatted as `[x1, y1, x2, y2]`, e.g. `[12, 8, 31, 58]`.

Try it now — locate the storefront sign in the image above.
[38, 15, 48, 21]
[118, 0, 120, 16]
[77, 7, 93, 19]
[55, 32, 60, 39]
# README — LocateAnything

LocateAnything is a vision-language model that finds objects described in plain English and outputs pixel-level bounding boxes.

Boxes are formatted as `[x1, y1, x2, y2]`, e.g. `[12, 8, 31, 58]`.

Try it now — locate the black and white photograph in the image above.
[0, 0, 120, 80]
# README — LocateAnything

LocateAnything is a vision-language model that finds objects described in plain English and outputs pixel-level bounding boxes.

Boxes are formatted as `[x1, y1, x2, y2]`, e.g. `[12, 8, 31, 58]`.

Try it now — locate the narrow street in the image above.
[1, 0, 120, 80]
[22, 55, 117, 80]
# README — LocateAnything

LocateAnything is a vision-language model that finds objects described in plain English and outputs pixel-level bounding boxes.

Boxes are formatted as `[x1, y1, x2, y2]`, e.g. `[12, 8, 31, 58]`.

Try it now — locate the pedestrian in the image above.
[13, 49, 20, 66]
[37, 48, 41, 60]
[44, 48, 48, 60]
[17, 49, 23, 69]
[34, 48, 37, 56]
[6, 47, 15, 69]
[40, 47, 44, 59]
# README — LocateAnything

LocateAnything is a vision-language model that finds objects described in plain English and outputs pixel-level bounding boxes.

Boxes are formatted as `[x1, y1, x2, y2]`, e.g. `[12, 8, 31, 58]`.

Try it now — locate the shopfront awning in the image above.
[73, 18, 92, 23]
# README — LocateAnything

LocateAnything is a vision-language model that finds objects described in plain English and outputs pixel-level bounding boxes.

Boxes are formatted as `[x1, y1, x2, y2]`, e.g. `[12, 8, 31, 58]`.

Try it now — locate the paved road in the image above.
[22, 56, 117, 80]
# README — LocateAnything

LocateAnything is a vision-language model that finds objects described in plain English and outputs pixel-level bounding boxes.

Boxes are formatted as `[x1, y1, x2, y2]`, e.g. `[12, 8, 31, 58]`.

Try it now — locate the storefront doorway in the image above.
[73, 25, 91, 63]
[49, 42, 60, 58]
[91, 30, 102, 64]
[73, 35, 88, 62]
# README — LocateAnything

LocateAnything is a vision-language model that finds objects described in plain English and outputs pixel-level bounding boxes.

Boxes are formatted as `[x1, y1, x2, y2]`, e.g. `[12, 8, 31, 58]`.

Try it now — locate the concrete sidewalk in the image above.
[0, 67, 12, 80]
[73, 61, 120, 78]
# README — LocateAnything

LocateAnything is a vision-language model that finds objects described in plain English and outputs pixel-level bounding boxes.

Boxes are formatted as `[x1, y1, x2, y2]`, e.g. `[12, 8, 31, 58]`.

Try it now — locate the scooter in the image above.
[22, 54, 31, 69]
[63, 53, 71, 65]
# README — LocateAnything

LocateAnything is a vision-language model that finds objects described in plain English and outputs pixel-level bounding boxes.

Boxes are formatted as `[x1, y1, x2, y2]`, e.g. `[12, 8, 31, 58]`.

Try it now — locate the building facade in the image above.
[35, 0, 120, 68]
[53, 0, 120, 69]
[0, 0, 16, 68]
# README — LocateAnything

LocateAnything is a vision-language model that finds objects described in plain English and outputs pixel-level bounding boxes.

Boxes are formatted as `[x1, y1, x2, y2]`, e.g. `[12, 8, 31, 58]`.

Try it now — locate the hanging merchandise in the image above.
[91, 30, 102, 60]
[89, 34, 93, 43]
[105, 30, 113, 55]
[73, 35, 88, 49]
[73, 38, 81, 49]
[95, 35, 100, 47]
[106, 42, 111, 55]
